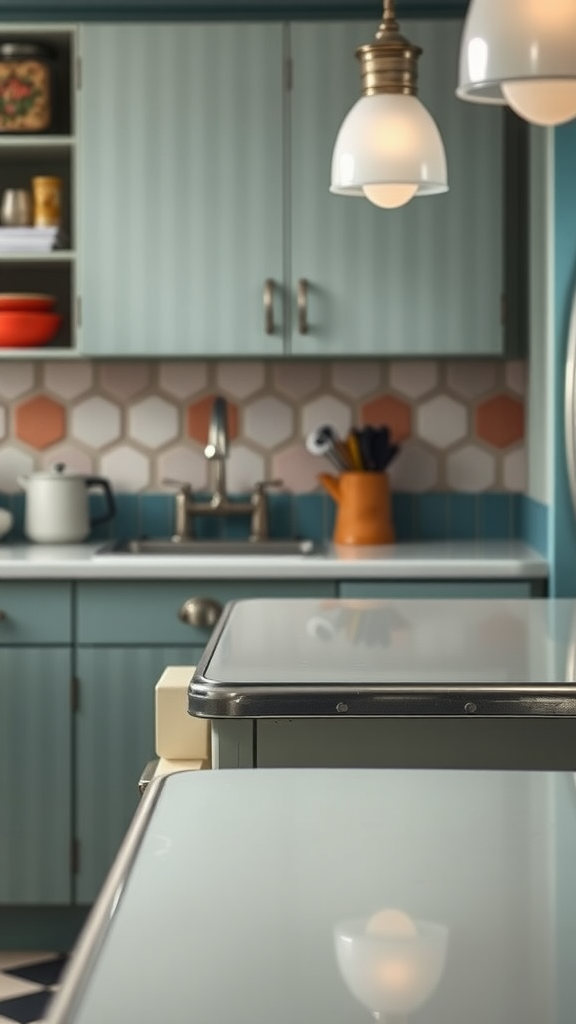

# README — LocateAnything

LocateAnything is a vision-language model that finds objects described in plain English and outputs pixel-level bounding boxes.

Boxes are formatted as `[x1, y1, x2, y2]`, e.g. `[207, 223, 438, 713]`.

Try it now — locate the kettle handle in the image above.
[85, 477, 116, 527]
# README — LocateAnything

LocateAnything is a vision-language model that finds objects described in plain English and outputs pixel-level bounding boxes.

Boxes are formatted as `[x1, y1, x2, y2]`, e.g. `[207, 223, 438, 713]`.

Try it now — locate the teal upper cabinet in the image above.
[289, 20, 505, 357]
[77, 19, 512, 358]
[78, 22, 285, 357]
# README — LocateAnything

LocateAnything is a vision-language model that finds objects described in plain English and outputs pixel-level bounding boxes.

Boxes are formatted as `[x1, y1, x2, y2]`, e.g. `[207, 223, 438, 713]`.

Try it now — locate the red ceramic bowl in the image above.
[0, 293, 56, 313]
[0, 310, 63, 347]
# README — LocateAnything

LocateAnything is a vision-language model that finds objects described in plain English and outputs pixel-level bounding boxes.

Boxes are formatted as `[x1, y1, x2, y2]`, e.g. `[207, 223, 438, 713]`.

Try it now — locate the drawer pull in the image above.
[0, 610, 5, 622]
[178, 597, 223, 629]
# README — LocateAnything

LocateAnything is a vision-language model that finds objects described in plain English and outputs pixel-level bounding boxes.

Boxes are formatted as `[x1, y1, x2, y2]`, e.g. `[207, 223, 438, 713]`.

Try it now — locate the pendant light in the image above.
[330, 0, 448, 210]
[457, 0, 576, 128]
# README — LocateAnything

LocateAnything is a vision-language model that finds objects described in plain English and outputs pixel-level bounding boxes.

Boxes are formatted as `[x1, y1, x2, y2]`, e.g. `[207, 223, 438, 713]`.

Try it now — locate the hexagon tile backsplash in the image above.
[0, 357, 526, 496]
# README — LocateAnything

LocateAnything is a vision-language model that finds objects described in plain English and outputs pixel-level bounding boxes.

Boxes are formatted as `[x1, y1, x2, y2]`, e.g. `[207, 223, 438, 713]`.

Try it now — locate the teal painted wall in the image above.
[552, 123, 576, 596]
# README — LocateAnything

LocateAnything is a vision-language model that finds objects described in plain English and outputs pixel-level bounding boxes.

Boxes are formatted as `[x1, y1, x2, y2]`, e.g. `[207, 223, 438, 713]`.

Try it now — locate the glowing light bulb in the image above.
[502, 79, 576, 126]
[366, 908, 418, 938]
[362, 183, 418, 210]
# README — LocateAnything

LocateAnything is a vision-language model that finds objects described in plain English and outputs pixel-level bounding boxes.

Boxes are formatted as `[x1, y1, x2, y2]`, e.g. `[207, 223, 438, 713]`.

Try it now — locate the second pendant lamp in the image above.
[330, 0, 448, 209]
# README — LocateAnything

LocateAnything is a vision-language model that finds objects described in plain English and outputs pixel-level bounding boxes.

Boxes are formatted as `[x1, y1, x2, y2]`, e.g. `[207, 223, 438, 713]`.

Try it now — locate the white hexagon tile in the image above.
[0, 358, 527, 496]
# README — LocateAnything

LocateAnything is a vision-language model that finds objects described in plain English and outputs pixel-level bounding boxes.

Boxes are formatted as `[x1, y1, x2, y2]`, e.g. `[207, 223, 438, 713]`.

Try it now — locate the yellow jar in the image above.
[32, 175, 61, 227]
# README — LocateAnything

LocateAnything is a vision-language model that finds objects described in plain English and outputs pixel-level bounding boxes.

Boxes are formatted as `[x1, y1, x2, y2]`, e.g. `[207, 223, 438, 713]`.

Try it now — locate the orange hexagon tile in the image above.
[475, 395, 524, 449]
[360, 394, 412, 442]
[15, 395, 66, 450]
[186, 395, 239, 446]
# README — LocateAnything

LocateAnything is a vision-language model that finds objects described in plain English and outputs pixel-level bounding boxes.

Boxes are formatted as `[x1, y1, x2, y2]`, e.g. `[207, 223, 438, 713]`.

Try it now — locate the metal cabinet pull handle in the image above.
[297, 278, 308, 334]
[0, 610, 5, 622]
[264, 278, 275, 335]
[178, 597, 223, 629]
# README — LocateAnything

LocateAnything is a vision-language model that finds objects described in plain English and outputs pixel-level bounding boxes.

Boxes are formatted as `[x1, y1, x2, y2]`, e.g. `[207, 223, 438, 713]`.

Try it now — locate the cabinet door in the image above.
[290, 21, 505, 357]
[78, 23, 284, 357]
[75, 644, 200, 904]
[0, 648, 71, 904]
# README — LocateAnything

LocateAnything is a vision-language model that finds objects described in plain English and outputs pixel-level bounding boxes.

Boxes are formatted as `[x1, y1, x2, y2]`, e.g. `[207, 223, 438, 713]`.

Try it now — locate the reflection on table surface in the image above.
[47, 768, 576, 1024]
[206, 597, 576, 684]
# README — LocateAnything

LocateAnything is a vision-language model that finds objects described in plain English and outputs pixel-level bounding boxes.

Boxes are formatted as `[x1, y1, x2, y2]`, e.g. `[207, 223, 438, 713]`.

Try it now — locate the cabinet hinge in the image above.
[76, 295, 82, 329]
[71, 838, 80, 876]
[500, 293, 507, 327]
[75, 55, 82, 91]
[71, 675, 80, 713]
[285, 56, 293, 91]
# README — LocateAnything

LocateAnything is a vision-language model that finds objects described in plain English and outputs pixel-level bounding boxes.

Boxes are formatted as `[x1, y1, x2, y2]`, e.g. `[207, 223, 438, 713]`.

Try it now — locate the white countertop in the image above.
[0, 539, 548, 580]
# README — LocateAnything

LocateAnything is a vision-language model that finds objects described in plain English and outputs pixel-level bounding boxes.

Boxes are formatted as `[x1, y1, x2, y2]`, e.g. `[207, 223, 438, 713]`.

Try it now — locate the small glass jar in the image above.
[0, 42, 53, 133]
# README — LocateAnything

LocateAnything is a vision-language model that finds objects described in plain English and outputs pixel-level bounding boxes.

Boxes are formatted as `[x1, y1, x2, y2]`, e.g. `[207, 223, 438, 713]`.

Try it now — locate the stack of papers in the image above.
[0, 227, 59, 252]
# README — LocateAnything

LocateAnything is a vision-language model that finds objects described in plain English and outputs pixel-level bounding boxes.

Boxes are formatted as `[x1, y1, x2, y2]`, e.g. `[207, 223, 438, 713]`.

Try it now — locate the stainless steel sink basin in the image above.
[95, 537, 318, 557]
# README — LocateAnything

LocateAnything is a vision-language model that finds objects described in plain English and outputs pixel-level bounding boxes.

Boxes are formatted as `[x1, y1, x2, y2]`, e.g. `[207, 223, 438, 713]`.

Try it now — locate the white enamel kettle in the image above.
[18, 463, 116, 543]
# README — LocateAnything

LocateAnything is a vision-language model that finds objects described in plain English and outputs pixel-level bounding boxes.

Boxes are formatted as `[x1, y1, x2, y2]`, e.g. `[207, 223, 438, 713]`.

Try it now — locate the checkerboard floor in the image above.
[0, 953, 68, 1023]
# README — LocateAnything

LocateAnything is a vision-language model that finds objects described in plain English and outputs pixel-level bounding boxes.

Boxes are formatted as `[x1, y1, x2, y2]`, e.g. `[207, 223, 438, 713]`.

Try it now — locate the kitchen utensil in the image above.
[0, 292, 56, 312]
[0, 310, 62, 347]
[0, 507, 13, 538]
[318, 471, 395, 545]
[18, 464, 116, 543]
[0, 187, 32, 226]
[306, 425, 351, 472]
[346, 431, 364, 470]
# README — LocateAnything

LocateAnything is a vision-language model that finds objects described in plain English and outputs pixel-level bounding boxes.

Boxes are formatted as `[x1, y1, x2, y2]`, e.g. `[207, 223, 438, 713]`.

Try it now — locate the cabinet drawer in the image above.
[76, 581, 336, 645]
[338, 582, 534, 599]
[0, 582, 72, 644]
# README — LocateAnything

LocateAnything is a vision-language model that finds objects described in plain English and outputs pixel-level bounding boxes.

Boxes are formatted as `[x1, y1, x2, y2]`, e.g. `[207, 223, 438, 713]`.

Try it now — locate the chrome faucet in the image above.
[204, 395, 229, 502]
[172, 395, 282, 542]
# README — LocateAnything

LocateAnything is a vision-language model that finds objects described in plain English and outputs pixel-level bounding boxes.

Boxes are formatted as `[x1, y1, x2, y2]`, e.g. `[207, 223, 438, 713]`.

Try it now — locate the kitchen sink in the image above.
[95, 537, 319, 557]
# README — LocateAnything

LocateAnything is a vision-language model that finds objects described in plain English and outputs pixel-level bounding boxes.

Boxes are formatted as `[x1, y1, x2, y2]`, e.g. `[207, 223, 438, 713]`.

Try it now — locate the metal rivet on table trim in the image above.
[336, 702, 348, 714]
[464, 702, 478, 714]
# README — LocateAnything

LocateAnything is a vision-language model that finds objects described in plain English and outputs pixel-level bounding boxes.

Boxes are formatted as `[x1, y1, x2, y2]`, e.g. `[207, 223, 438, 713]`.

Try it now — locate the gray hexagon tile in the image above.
[390, 360, 439, 399]
[40, 444, 93, 474]
[216, 361, 265, 399]
[0, 363, 35, 400]
[388, 442, 438, 493]
[71, 397, 121, 449]
[272, 362, 324, 400]
[0, 446, 34, 493]
[505, 361, 527, 395]
[43, 361, 93, 399]
[331, 361, 381, 398]
[100, 445, 150, 492]
[503, 447, 527, 492]
[99, 362, 151, 400]
[272, 445, 323, 493]
[301, 395, 352, 440]
[447, 445, 496, 492]
[128, 396, 179, 449]
[159, 361, 208, 399]
[416, 395, 467, 449]
[244, 396, 294, 449]
[157, 444, 208, 492]
[447, 361, 497, 398]
[226, 444, 265, 492]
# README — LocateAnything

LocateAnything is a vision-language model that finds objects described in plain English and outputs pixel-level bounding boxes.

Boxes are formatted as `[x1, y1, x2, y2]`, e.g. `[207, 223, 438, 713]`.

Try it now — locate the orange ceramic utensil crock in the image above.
[318, 471, 395, 545]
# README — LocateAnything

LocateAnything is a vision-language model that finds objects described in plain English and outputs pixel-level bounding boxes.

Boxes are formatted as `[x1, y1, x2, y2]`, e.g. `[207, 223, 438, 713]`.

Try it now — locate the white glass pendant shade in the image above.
[457, 0, 576, 126]
[330, 94, 448, 208]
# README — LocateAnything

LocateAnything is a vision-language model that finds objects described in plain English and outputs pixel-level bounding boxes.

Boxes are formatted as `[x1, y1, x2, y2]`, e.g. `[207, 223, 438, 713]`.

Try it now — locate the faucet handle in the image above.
[253, 479, 284, 494]
[162, 478, 192, 493]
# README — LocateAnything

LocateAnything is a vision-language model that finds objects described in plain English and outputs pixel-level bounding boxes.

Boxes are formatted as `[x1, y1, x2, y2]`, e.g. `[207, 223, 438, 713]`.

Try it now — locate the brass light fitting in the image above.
[356, 0, 421, 98]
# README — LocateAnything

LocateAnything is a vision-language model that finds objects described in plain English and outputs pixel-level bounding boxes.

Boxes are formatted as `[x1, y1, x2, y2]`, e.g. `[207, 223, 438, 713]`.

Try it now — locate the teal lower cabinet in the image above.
[74, 644, 198, 904]
[338, 581, 535, 599]
[74, 578, 337, 903]
[0, 647, 72, 905]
